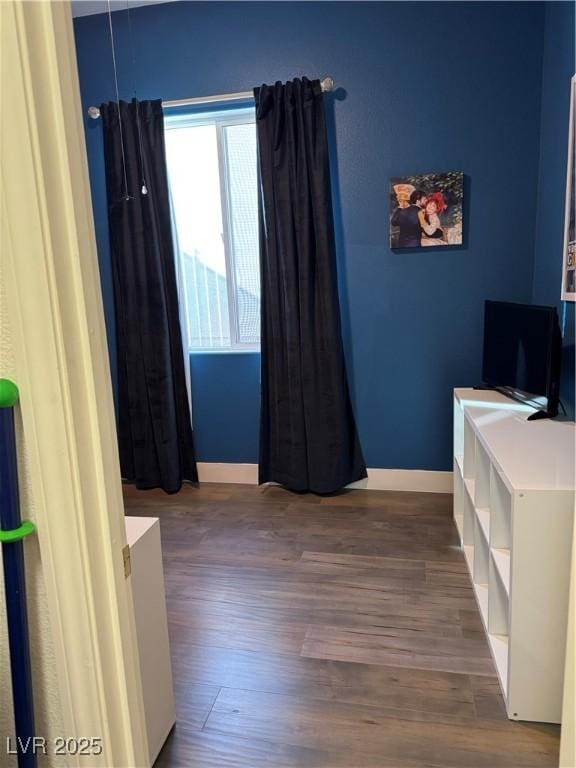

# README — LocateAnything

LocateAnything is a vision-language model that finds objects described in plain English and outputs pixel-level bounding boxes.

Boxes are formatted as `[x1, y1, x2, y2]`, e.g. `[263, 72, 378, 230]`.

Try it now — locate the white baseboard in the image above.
[348, 468, 453, 493]
[197, 462, 259, 484]
[196, 463, 453, 493]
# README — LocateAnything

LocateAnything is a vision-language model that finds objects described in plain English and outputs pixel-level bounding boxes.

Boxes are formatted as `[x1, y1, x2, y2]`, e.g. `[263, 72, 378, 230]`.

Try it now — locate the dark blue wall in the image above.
[532, 0, 575, 419]
[74, 1, 546, 469]
[190, 352, 260, 462]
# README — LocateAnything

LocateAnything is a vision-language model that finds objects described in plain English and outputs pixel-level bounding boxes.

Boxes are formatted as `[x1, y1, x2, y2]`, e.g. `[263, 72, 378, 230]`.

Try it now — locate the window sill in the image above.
[189, 348, 260, 355]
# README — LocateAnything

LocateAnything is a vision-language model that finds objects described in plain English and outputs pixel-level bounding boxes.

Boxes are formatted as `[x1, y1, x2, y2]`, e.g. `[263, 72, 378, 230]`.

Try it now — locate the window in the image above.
[165, 107, 260, 351]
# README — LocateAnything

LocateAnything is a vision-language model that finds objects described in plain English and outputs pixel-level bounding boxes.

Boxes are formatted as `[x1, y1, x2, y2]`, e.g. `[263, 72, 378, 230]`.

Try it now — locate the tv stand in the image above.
[453, 388, 575, 723]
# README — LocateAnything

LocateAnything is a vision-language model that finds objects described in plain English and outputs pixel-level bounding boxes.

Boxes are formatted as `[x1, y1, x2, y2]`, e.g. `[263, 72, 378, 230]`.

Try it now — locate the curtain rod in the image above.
[87, 77, 334, 119]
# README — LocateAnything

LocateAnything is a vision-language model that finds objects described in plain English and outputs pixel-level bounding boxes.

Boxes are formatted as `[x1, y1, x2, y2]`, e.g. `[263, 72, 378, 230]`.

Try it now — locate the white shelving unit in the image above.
[453, 388, 575, 723]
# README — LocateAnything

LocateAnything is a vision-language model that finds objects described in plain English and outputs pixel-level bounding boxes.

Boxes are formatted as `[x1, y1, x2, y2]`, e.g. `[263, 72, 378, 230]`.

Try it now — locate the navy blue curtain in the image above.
[254, 78, 366, 494]
[100, 99, 197, 493]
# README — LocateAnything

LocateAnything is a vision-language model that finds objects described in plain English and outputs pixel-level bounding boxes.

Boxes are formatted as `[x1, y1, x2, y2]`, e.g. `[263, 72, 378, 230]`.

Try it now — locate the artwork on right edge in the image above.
[390, 171, 463, 249]
[562, 75, 575, 301]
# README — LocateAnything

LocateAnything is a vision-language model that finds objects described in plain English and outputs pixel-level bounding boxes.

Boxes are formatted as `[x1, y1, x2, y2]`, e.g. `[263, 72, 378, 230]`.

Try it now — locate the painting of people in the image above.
[390, 171, 464, 249]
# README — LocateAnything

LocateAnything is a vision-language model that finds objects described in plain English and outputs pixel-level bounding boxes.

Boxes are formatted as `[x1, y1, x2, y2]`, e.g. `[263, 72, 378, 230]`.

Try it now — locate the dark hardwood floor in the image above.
[123, 483, 560, 768]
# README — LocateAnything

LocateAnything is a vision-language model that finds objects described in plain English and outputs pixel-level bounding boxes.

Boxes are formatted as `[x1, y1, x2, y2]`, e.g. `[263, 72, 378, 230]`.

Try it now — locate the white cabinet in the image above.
[453, 389, 575, 723]
[125, 516, 176, 765]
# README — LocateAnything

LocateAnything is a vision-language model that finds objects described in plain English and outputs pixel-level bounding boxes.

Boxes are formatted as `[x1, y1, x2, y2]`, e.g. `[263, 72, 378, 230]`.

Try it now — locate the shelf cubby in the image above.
[463, 417, 476, 479]
[491, 547, 510, 595]
[453, 458, 464, 543]
[462, 478, 475, 547]
[454, 398, 464, 470]
[489, 633, 509, 698]
[473, 515, 489, 587]
[488, 555, 509, 636]
[476, 506, 490, 544]
[490, 465, 511, 549]
[475, 441, 491, 510]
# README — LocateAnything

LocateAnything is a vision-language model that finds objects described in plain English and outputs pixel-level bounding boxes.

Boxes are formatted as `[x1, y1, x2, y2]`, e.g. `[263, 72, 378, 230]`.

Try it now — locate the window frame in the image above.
[164, 105, 260, 354]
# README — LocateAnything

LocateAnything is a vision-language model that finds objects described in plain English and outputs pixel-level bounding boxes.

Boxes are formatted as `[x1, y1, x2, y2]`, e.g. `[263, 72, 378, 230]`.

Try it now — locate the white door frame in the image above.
[1, 1, 148, 765]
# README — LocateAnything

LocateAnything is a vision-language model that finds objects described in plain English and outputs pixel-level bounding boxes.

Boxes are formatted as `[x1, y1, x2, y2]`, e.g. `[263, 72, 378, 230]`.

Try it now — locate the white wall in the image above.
[560, 520, 576, 767]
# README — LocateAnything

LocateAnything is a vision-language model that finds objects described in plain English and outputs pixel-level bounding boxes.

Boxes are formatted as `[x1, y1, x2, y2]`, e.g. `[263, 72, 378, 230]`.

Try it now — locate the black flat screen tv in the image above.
[482, 300, 562, 417]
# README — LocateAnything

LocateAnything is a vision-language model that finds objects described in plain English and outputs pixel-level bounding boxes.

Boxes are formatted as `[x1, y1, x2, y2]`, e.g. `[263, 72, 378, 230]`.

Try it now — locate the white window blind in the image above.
[165, 107, 260, 351]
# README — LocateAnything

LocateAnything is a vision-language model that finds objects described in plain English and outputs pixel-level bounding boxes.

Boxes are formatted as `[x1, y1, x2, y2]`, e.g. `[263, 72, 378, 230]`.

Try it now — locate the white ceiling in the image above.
[71, 0, 180, 18]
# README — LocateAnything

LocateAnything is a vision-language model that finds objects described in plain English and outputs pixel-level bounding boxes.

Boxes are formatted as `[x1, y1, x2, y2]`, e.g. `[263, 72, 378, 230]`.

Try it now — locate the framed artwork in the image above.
[562, 75, 576, 301]
[390, 171, 464, 249]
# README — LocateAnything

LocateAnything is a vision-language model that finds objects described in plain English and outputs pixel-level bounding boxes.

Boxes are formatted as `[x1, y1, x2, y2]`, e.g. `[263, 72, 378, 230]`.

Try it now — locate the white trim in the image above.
[561, 74, 576, 302]
[2, 2, 148, 764]
[168, 182, 194, 425]
[217, 119, 242, 346]
[189, 346, 260, 355]
[71, 0, 177, 19]
[349, 468, 453, 493]
[197, 462, 259, 484]
[196, 463, 453, 493]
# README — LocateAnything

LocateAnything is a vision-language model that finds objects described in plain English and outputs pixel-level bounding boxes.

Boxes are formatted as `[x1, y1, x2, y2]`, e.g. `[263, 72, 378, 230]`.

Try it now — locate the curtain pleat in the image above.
[254, 78, 367, 494]
[100, 99, 197, 493]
